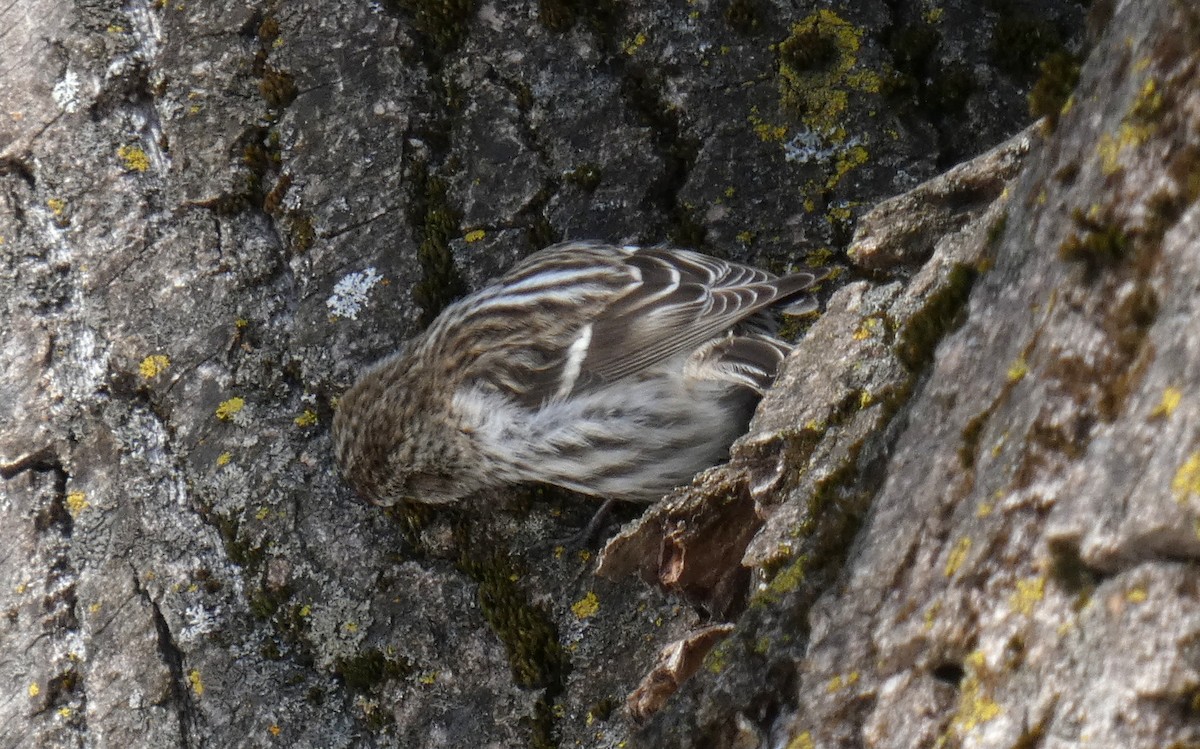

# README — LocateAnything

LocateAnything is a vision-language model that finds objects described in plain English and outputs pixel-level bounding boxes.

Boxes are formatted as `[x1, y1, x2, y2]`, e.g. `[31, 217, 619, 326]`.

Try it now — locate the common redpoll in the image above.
[332, 241, 823, 506]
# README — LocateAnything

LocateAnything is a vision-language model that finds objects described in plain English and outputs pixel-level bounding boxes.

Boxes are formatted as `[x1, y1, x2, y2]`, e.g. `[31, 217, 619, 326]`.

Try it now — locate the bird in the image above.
[331, 240, 824, 508]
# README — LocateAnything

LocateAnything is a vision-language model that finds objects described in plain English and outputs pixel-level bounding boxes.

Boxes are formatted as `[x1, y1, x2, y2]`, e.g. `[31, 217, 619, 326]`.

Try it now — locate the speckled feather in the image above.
[332, 241, 824, 506]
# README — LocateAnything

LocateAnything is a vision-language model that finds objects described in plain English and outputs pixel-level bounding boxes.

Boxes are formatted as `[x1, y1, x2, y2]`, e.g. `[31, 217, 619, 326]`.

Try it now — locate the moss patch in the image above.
[1029, 51, 1081, 127]
[895, 263, 979, 373]
[1058, 206, 1129, 274]
[390, 0, 477, 54]
[409, 167, 469, 327]
[334, 648, 414, 691]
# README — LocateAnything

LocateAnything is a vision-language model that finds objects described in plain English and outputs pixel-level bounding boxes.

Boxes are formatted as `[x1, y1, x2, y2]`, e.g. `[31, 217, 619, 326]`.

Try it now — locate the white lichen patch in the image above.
[783, 127, 864, 165]
[326, 267, 383, 320]
[52, 69, 85, 113]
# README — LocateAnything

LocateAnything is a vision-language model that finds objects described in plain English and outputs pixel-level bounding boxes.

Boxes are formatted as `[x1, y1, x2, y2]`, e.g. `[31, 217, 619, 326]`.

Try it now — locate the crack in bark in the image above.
[132, 569, 195, 749]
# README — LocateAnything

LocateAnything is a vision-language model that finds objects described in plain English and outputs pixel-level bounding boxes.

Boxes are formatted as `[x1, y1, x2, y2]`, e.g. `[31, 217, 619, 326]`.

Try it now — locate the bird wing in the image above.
[578, 246, 821, 383]
[445, 241, 822, 405]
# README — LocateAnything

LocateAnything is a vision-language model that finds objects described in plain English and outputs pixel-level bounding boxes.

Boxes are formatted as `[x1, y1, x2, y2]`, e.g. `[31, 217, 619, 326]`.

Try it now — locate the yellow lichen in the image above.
[464, 229, 485, 243]
[215, 397, 245, 421]
[28, 682, 40, 698]
[949, 651, 1001, 733]
[777, 11, 880, 134]
[787, 732, 815, 749]
[294, 409, 318, 428]
[1006, 357, 1028, 383]
[923, 600, 941, 629]
[944, 536, 971, 577]
[1150, 387, 1182, 419]
[749, 113, 788, 142]
[1174, 452, 1200, 503]
[852, 317, 880, 340]
[66, 491, 90, 517]
[825, 145, 869, 189]
[571, 591, 600, 620]
[216, 452, 232, 466]
[118, 145, 151, 172]
[188, 669, 204, 696]
[1126, 586, 1147, 603]
[47, 198, 66, 216]
[1010, 576, 1045, 616]
[623, 31, 648, 55]
[826, 671, 859, 692]
[268, 724, 281, 736]
[139, 354, 170, 379]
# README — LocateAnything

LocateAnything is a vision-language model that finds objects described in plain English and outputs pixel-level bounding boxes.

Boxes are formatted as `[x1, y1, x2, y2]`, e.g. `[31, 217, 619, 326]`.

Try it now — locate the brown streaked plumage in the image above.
[332, 241, 824, 506]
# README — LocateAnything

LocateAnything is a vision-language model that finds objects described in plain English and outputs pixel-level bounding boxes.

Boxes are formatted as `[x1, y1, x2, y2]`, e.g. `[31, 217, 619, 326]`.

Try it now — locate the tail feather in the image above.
[685, 333, 792, 394]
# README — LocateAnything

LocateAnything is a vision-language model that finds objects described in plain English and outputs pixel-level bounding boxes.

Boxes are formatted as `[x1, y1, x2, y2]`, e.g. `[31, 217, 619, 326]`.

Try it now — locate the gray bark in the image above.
[9, 0, 1192, 748]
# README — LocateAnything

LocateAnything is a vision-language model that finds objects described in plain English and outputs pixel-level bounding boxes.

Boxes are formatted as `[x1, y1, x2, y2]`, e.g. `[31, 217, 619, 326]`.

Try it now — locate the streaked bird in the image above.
[332, 241, 824, 507]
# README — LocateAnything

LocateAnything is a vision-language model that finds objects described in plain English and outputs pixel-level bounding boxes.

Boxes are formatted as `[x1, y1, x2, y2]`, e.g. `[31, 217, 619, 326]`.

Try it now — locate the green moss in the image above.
[724, 0, 762, 34]
[334, 648, 414, 692]
[263, 173, 292, 215]
[882, 23, 974, 119]
[927, 62, 974, 116]
[759, 554, 809, 604]
[989, 9, 1064, 79]
[1028, 51, 1081, 127]
[453, 540, 566, 745]
[537, 0, 575, 31]
[985, 210, 1009, 248]
[260, 641, 283, 660]
[257, 15, 280, 44]
[242, 142, 271, 174]
[249, 584, 293, 620]
[881, 23, 938, 100]
[390, 0, 477, 53]
[288, 212, 316, 253]
[526, 215, 558, 251]
[213, 513, 267, 570]
[460, 550, 566, 689]
[671, 208, 708, 249]
[1058, 206, 1129, 273]
[526, 698, 557, 749]
[895, 263, 978, 373]
[410, 169, 469, 327]
[259, 68, 298, 108]
[383, 503, 435, 551]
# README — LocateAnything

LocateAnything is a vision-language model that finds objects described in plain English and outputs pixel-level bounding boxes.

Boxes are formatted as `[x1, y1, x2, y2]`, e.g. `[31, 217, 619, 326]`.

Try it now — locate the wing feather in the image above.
[435, 241, 823, 405]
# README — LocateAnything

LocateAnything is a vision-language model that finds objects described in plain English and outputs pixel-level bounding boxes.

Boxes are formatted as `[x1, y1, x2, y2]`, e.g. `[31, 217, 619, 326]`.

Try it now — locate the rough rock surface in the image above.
[18, 0, 1199, 747]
